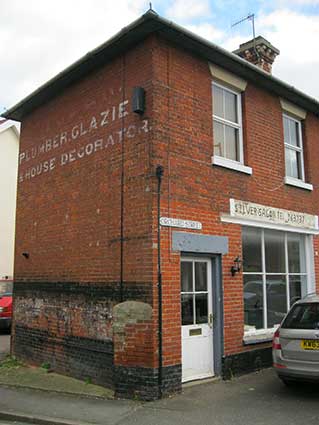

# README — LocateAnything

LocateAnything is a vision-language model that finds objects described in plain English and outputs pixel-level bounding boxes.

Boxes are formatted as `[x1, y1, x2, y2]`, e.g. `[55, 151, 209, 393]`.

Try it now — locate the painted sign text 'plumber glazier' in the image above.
[230, 199, 319, 230]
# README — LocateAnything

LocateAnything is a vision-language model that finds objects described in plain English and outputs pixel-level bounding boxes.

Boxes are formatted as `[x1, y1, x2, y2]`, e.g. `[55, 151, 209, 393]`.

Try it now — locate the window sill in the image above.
[211, 156, 252, 175]
[243, 327, 278, 345]
[284, 176, 313, 191]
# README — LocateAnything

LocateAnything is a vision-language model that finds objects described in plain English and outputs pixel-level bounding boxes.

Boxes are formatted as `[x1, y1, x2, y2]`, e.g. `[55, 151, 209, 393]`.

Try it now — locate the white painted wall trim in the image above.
[220, 214, 319, 235]
[211, 156, 252, 175]
[0, 120, 20, 137]
[280, 98, 307, 120]
[284, 176, 313, 191]
[208, 62, 247, 91]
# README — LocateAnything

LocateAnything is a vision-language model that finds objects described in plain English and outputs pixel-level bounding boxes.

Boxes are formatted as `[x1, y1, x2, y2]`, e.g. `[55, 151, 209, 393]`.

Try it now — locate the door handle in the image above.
[208, 313, 215, 328]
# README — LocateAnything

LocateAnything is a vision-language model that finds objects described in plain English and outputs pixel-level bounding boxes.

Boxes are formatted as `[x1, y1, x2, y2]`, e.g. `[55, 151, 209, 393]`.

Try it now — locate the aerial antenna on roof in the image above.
[231, 13, 257, 54]
[149, 2, 153, 10]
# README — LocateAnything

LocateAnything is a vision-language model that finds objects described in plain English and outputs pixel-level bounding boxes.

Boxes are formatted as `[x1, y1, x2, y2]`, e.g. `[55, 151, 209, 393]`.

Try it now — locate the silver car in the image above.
[273, 293, 319, 385]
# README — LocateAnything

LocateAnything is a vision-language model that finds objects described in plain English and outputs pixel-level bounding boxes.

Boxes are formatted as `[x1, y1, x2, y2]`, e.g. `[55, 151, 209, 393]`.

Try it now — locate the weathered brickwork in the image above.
[13, 30, 319, 398]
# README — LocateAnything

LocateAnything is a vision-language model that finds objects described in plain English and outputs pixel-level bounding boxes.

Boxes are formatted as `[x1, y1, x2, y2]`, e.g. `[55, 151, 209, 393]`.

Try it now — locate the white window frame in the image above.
[212, 82, 248, 172]
[242, 227, 312, 339]
[283, 113, 305, 182]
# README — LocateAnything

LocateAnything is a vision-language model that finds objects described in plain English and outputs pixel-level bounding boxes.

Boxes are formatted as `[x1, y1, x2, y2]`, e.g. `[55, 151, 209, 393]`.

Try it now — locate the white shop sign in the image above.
[230, 199, 318, 230]
[160, 217, 202, 230]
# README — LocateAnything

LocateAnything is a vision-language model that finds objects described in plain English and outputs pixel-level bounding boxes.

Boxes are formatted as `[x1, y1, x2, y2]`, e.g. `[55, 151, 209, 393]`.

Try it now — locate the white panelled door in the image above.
[181, 257, 214, 382]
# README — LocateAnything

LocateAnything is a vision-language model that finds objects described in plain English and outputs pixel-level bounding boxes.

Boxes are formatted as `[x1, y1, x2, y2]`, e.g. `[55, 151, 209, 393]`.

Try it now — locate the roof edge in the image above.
[2, 10, 319, 121]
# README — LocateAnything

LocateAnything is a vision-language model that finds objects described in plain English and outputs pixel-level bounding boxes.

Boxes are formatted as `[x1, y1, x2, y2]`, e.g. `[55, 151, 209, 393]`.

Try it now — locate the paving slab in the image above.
[0, 358, 113, 400]
[1, 368, 319, 425]
[0, 387, 137, 425]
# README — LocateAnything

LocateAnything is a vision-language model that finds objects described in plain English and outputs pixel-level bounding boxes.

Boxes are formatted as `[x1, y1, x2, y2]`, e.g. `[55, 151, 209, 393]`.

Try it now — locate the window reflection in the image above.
[181, 294, 193, 325]
[181, 262, 193, 292]
[266, 276, 287, 328]
[243, 275, 264, 330]
[265, 230, 285, 273]
[242, 227, 262, 272]
[195, 294, 208, 324]
[242, 227, 308, 331]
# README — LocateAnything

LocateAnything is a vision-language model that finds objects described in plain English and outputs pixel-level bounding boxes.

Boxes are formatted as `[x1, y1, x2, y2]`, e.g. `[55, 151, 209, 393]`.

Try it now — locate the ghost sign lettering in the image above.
[18, 98, 149, 182]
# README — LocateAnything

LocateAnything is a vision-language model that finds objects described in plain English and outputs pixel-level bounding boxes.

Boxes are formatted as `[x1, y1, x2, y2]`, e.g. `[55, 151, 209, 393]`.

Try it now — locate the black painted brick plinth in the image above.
[14, 325, 114, 388]
[222, 347, 272, 380]
[114, 364, 182, 401]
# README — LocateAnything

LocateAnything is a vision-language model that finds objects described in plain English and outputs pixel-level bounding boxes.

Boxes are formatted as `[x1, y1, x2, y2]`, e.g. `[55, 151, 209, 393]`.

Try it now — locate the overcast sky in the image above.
[1, 0, 319, 116]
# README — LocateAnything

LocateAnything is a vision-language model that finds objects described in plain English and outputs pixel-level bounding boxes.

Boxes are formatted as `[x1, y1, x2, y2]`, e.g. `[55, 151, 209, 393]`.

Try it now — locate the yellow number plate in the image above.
[301, 340, 319, 350]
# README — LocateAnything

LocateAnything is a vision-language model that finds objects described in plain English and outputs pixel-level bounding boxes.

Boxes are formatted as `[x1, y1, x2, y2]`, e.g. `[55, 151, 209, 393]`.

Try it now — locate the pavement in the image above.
[0, 368, 319, 425]
[1, 332, 319, 425]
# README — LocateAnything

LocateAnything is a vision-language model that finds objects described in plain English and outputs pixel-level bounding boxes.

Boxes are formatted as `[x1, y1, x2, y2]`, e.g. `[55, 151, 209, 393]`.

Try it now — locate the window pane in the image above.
[266, 275, 287, 328]
[244, 275, 264, 330]
[283, 116, 290, 144]
[224, 90, 237, 123]
[195, 262, 207, 291]
[289, 118, 299, 147]
[195, 294, 208, 324]
[289, 275, 307, 306]
[181, 262, 193, 292]
[285, 147, 299, 179]
[213, 85, 224, 118]
[287, 233, 306, 273]
[181, 294, 194, 325]
[242, 227, 262, 272]
[213, 121, 224, 157]
[265, 230, 285, 273]
[225, 125, 238, 161]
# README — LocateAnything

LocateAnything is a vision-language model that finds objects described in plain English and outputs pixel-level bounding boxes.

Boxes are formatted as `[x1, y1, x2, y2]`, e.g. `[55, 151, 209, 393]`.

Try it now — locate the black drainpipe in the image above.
[156, 164, 164, 398]
[120, 55, 126, 303]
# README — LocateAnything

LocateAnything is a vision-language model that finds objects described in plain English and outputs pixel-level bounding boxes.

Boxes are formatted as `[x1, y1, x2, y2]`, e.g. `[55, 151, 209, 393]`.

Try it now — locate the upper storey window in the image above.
[209, 63, 251, 175]
[213, 83, 243, 163]
[280, 99, 312, 191]
[283, 114, 304, 180]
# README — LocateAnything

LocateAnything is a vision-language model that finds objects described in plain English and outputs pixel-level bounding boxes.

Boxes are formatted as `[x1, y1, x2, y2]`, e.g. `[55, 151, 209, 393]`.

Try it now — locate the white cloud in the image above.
[0, 0, 148, 111]
[167, 0, 211, 21]
[186, 23, 225, 42]
[1, 1, 319, 113]
[223, 9, 319, 99]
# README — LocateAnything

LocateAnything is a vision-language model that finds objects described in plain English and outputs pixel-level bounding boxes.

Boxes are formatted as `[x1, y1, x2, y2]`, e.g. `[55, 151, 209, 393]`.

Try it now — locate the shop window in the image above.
[242, 227, 308, 333]
[283, 114, 305, 181]
[212, 83, 243, 163]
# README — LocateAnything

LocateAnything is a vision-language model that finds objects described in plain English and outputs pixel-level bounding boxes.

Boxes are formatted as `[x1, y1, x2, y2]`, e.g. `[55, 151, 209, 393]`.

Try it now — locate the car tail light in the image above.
[272, 328, 281, 350]
[0, 306, 10, 314]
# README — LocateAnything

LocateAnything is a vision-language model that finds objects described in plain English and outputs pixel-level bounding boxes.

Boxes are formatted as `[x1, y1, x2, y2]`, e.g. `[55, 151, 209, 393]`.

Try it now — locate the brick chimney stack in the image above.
[233, 36, 280, 74]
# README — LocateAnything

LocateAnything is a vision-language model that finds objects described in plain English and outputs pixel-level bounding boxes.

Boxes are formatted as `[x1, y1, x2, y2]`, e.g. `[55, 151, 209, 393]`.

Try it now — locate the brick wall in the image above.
[150, 36, 319, 362]
[13, 33, 319, 397]
[13, 37, 159, 393]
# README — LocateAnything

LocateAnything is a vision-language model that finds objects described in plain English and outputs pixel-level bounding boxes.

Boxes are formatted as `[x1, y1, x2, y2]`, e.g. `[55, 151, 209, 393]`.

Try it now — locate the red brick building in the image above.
[4, 11, 319, 399]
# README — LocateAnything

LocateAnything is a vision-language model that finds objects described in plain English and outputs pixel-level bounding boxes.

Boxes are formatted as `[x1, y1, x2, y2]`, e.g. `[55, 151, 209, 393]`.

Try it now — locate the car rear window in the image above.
[0, 282, 13, 296]
[282, 303, 319, 330]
